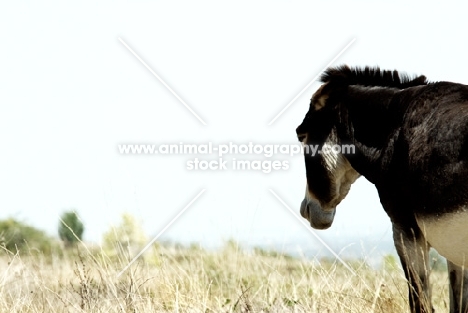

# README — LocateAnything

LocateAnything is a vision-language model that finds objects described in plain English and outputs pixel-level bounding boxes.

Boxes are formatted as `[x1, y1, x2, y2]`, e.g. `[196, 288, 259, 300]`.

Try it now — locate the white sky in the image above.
[1, 1, 467, 257]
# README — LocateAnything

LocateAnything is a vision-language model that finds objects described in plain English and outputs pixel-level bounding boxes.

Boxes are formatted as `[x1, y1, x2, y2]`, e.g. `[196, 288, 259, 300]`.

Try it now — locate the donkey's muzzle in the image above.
[300, 198, 335, 230]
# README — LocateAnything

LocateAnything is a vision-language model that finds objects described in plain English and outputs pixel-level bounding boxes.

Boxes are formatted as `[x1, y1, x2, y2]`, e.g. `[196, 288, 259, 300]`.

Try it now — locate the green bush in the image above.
[0, 218, 54, 254]
[102, 212, 148, 259]
[58, 210, 84, 247]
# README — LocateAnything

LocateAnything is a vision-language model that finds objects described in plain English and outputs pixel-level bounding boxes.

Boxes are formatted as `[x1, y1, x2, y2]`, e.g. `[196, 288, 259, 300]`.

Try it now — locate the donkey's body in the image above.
[296, 66, 468, 313]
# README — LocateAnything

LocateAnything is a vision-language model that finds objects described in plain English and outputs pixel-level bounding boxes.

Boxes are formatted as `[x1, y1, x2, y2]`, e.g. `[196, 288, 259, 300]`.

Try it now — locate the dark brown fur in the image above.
[296, 65, 468, 313]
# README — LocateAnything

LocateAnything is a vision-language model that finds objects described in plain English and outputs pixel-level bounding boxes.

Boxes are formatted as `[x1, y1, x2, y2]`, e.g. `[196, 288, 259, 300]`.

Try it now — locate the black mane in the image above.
[320, 65, 428, 89]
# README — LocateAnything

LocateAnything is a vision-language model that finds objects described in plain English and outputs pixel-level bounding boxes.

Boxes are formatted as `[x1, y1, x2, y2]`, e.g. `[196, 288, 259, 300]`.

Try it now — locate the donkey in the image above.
[296, 65, 468, 313]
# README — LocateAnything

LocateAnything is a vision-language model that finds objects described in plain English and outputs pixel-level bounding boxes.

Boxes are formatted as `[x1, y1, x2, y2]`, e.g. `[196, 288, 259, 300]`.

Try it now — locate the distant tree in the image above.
[58, 210, 84, 247]
[0, 218, 54, 254]
[102, 212, 147, 258]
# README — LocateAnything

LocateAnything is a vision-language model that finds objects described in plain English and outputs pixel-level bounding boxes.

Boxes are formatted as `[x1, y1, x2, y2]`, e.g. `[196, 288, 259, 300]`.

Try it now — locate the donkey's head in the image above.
[296, 82, 360, 229]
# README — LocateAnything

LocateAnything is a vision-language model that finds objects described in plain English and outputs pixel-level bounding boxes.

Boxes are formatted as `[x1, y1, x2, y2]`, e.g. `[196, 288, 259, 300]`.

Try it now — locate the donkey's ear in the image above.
[312, 81, 346, 111]
[312, 84, 329, 111]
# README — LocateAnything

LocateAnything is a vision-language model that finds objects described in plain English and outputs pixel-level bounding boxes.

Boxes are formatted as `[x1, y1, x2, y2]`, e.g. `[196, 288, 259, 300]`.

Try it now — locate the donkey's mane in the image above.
[320, 65, 428, 89]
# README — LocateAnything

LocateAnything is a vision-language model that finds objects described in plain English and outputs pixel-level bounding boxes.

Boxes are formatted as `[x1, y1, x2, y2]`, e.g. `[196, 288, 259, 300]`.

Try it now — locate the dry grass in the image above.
[0, 241, 450, 312]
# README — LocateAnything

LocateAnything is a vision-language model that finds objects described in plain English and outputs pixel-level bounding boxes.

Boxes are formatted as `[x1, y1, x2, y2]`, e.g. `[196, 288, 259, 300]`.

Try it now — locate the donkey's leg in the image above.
[447, 260, 468, 313]
[393, 224, 433, 313]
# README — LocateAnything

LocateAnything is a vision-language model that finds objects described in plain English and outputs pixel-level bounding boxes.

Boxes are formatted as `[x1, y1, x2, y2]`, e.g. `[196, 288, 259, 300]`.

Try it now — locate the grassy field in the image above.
[0, 241, 450, 313]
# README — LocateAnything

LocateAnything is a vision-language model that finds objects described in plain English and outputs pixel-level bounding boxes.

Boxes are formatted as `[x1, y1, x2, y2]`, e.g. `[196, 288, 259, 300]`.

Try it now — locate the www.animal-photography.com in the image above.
[2, 1, 468, 312]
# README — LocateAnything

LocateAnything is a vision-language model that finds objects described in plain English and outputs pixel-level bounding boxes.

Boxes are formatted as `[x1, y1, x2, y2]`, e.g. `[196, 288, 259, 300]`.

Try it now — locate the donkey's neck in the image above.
[337, 85, 405, 183]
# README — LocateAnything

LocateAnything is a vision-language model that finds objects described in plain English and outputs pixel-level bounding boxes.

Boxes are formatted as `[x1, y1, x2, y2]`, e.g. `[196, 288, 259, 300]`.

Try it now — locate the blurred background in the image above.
[1, 0, 467, 264]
